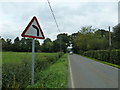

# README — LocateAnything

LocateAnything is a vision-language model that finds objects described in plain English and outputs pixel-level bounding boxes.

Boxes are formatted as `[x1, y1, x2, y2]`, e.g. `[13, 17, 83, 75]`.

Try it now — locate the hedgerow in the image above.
[27, 54, 68, 88]
[82, 50, 120, 65]
[2, 52, 64, 88]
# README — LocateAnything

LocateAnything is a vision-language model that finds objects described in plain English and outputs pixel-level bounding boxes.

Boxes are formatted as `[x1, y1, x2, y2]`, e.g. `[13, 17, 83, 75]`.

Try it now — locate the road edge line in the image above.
[68, 55, 75, 88]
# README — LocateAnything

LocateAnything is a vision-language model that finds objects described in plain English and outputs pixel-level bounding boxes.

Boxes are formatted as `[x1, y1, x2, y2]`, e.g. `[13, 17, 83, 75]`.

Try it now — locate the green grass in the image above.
[3, 52, 65, 88]
[0, 52, 1, 75]
[2, 52, 31, 64]
[27, 54, 68, 88]
[80, 55, 120, 69]
[2, 52, 59, 64]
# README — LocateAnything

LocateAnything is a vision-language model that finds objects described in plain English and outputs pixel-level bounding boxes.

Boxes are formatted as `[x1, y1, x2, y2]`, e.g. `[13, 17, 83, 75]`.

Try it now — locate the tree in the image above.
[19, 38, 26, 52]
[1, 38, 7, 51]
[57, 33, 70, 53]
[52, 40, 60, 52]
[41, 38, 53, 52]
[69, 33, 79, 53]
[12, 37, 20, 52]
[73, 26, 109, 52]
[112, 24, 120, 49]
[14, 37, 20, 43]
[19, 38, 40, 52]
[5, 39, 12, 51]
[95, 29, 109, 39]
[35, 39, 41, 52]
[80, 26, 96, 34]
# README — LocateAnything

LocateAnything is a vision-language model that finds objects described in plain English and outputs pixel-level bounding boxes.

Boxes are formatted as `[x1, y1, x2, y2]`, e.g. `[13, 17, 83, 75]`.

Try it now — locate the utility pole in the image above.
[108, 26, 111, 49]
[60, 35, 62, 52]
[118, 1, 120, 24]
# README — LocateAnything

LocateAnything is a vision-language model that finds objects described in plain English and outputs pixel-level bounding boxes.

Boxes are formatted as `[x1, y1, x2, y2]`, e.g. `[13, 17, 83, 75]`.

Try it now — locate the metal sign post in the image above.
[31, 38, 35, 84]
[21, 16, 45, 85]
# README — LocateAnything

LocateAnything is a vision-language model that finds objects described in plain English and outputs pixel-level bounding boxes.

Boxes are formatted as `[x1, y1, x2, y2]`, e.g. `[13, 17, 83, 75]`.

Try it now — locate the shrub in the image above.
[27, 54, 68, 88]
[82, 50, 120, 65]
[2, 59, 31, 88]
[2, 52, 64, 88]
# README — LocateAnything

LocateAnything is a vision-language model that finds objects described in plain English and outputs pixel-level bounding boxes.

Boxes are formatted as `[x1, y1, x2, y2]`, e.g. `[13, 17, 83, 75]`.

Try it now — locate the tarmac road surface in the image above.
[68, 54, 119, 88]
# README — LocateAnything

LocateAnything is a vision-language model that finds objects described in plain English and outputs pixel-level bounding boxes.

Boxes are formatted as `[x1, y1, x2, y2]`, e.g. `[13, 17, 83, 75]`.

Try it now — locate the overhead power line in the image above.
[46, 0, 61, 33]
[46, 0, 62, 52]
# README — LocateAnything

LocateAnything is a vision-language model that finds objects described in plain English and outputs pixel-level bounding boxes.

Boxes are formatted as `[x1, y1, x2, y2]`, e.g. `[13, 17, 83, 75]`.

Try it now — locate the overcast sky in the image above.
[0, 0, 119, 43]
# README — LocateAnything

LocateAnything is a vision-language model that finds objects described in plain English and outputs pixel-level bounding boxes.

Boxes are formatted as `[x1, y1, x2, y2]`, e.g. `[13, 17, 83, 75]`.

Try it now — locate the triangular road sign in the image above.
[21, 16, 45, 39]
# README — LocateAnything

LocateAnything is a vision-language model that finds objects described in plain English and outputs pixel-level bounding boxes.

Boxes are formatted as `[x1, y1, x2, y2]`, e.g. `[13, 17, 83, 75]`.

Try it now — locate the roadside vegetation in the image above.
[27, 54, 68, 88]
[1, 23, 120, 88]
[2, 52, 65, 88]
[80, 53, 120, 69]
[71, 24, 120, 67]
[80, 50, 120, 67]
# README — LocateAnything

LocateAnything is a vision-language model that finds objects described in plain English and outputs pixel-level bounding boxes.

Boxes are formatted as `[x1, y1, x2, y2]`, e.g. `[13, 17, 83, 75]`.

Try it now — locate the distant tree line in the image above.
[1, 24, 120, 53]
[1, 33, 70, 53]
[71, 24, 120, 53]
[1, 37, 41, 52]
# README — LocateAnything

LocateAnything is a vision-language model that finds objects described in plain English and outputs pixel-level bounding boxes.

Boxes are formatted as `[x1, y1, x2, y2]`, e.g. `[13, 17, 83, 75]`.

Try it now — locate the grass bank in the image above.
[27, 54, 68, 88]
[2, 52, 64, 88]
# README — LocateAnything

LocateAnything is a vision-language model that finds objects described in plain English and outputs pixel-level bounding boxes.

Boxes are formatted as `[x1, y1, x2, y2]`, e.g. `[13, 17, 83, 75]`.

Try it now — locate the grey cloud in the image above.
[0, 1, 118, 41]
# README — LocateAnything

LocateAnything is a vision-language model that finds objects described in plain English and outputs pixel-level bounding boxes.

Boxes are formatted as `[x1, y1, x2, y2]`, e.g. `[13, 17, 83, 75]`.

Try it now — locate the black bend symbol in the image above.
[32, 25, 39, 36]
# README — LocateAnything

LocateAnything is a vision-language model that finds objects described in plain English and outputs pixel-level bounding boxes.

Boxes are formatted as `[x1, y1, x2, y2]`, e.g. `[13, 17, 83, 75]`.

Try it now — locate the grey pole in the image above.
[32, 38, 35, 84]
[109, 26, 111, 48]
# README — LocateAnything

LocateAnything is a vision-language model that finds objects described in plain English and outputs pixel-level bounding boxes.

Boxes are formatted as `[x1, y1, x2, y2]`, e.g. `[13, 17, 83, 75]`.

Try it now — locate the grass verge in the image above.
[2, 52, 64, 88]
[27, 54, 68, 88]
[80, 55, 120, 69]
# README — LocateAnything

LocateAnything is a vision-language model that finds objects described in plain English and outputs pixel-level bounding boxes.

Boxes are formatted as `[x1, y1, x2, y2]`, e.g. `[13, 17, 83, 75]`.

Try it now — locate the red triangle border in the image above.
[21, 16, 45, 39]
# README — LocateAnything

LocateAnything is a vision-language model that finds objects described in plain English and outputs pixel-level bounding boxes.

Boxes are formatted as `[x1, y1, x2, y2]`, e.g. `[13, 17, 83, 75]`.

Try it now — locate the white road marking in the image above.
[68, 55, 75, 88]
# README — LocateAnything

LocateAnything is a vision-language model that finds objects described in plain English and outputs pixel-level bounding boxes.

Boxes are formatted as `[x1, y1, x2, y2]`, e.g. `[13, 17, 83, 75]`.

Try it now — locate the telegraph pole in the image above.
[108, 26, 111, 49]
[108, 26, 112, 61]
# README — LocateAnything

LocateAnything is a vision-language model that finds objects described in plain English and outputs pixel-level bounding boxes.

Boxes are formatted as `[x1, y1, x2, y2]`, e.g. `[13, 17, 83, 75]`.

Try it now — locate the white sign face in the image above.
[21, 16, 45, 39]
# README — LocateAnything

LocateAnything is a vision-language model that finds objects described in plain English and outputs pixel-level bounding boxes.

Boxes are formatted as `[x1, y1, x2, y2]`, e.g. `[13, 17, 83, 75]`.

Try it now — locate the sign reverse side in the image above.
[21, 16, 45, 39]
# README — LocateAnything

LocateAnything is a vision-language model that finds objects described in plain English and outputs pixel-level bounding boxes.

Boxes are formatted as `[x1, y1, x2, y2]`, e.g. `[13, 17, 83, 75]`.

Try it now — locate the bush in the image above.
[82, 50, 120, 65]
[2, 52, 64, 88]
[27, 54, 68, 88]
[110, 50, 120, 65]
[2, 59, 31, 88]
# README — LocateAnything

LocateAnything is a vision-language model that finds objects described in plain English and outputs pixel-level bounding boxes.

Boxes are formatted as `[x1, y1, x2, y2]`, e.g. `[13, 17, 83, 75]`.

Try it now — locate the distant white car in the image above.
[69, 51, 73, 55]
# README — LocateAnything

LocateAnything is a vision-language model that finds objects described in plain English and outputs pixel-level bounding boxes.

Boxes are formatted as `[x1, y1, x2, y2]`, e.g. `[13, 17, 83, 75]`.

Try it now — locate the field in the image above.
[2, 52, 68, 88]
[3, 52, 60, 64]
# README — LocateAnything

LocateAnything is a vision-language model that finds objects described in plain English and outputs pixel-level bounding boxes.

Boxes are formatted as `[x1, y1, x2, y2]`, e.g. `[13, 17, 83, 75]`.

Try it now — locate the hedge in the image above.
[82, 50, 120, 65]
[2, 52, 64, 88]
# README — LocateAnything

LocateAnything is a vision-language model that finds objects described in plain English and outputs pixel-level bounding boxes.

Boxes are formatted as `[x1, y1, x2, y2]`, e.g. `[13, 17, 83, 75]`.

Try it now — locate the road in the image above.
[68, 54, 119, 88]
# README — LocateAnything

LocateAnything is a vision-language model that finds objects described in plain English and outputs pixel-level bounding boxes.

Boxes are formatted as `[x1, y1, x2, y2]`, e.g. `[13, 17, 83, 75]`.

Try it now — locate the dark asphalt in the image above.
[68, 54, 119, 88]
